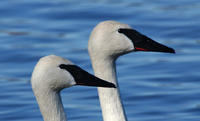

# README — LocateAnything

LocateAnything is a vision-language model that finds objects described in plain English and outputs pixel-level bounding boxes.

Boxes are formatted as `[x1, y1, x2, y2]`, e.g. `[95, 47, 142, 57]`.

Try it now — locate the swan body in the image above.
[31, 55, 115, 121]
[88, 21, 175, 121]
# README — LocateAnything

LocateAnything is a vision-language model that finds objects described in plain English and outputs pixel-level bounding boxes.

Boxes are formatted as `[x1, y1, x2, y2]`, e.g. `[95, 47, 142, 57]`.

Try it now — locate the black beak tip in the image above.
[100, 80, 117, 88]
[101, 81, 117, 88]
[111, 83, 117, 88]
[168, 47, 176, 54]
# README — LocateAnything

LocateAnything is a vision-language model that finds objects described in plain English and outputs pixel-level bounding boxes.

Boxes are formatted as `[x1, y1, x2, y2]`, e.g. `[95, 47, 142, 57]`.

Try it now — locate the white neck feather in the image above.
[91, 56, 127, 121]
[34, 88, 67, 121]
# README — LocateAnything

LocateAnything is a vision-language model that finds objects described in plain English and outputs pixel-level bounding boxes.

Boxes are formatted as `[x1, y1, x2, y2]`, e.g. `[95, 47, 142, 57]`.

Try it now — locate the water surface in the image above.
[0, 0, 200, 121]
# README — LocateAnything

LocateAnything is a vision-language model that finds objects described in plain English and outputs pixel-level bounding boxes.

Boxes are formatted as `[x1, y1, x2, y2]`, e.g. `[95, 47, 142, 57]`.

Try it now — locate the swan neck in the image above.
[91, 57, 127, 121]
[92, 57, 117, 84]
[34, 89, 67, 121]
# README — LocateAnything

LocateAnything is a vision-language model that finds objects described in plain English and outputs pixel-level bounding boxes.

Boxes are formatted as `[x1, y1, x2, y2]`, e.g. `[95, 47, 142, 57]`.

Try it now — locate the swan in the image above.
[31, 55, 116, 121]
[88, 21, 175, 121]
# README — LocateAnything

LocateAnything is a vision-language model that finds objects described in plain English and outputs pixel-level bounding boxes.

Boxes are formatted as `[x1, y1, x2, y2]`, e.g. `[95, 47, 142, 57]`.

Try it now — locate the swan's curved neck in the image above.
[34, 89, 67, 121]
[91, 56, 127, 121]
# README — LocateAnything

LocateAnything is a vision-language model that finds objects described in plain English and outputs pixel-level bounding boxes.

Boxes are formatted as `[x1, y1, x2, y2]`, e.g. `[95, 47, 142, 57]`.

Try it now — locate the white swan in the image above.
[31, 55, 116, 121]
[88, 21, 175, 121]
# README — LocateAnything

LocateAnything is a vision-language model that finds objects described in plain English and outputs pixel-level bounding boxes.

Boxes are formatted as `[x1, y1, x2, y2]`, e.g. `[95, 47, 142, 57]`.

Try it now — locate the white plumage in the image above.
[88, 21, 175, 121]
[31, 55, 115, 121]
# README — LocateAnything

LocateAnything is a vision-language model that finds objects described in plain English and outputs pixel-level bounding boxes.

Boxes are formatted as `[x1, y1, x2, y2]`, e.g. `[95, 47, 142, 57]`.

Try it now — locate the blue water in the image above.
[0, 0, 200, 121]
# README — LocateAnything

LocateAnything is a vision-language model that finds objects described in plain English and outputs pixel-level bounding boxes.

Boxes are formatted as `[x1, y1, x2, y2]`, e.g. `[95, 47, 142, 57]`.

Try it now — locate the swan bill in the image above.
[59, 64, 116, 88]
[118, 28, 175, 53]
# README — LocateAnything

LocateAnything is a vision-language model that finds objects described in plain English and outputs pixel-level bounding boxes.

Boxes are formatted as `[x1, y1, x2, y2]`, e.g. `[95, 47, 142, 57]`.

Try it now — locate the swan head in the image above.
[31, 55, 115, 92]
[88, 21, 175, 60]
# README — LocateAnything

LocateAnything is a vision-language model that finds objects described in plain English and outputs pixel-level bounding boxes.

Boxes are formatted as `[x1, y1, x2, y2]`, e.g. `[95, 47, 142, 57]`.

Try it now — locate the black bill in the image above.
[59, 64, 116, 88]
[118, 28, 175, 53]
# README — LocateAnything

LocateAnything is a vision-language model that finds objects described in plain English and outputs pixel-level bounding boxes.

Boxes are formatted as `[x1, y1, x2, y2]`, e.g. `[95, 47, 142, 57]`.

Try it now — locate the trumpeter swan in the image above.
[88, 21, 175, 121]
[31, 55, 116, 121]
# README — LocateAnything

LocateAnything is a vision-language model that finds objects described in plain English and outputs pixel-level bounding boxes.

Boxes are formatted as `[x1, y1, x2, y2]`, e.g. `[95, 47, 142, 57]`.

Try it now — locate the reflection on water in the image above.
[0, 0, 200, 121]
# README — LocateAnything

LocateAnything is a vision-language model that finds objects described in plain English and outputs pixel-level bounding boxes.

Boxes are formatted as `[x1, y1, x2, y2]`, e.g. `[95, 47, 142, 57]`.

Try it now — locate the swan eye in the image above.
[58, 64, 83, 80]
[118, 28, 123, 33]
[59, 64, 67, 70]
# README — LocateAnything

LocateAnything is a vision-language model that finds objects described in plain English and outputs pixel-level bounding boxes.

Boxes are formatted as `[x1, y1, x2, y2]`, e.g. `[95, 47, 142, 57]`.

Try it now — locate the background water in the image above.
[0, 0, 200, 121]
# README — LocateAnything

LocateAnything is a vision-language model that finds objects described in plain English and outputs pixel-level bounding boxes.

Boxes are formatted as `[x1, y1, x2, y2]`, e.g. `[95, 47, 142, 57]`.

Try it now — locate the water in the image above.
[0, 0, 200, 121]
